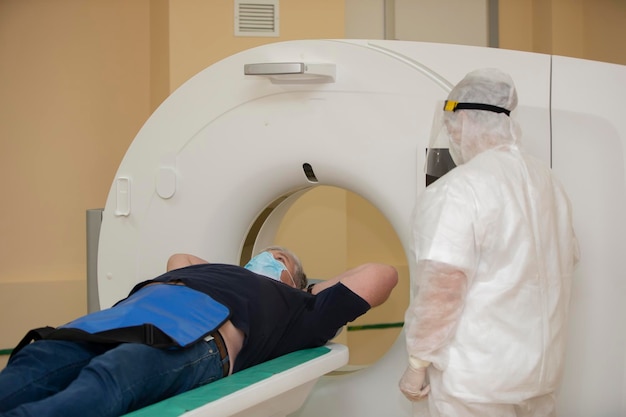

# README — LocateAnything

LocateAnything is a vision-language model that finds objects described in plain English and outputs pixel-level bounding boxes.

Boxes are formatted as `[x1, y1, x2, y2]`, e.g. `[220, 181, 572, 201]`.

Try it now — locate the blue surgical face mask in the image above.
[244, 251, 288, 282]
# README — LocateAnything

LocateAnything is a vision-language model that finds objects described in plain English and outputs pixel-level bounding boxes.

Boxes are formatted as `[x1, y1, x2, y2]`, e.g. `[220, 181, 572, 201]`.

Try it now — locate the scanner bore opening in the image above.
[241, 185, 409, 368]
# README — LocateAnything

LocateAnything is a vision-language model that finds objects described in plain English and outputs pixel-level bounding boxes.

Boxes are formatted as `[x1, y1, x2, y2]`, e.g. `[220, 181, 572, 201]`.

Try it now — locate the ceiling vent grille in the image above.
[235, 0, 279, 37]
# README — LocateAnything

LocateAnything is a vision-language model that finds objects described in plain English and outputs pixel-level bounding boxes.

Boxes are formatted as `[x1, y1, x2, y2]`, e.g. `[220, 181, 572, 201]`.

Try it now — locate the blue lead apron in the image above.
[11, 284, 231, 358]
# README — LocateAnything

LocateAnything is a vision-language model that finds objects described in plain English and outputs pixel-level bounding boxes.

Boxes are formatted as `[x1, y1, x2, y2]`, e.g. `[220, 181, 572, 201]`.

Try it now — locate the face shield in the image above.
[425, 98, 516, 182]
[425, 101, 457, 180]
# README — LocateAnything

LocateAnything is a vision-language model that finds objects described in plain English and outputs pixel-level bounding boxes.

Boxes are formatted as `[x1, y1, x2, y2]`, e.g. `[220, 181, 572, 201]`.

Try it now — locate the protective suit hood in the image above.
[426, 68, 522, 177]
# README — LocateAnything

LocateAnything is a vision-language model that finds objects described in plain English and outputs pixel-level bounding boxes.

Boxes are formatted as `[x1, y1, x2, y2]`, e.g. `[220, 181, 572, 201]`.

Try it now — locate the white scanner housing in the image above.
[97, 40, 626, 417]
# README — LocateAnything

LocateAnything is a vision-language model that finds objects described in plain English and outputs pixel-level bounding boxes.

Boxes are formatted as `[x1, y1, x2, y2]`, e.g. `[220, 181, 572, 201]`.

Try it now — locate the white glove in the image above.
[399, 358, 431, 401]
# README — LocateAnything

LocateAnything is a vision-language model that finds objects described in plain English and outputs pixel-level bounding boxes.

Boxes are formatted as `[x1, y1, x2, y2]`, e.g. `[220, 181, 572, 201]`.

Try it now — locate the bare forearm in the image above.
[312, 263, 398, 307]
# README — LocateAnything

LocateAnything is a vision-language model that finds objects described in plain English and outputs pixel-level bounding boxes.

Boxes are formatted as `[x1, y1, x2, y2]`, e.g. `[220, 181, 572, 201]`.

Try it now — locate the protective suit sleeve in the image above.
[404, 259, 469, 364]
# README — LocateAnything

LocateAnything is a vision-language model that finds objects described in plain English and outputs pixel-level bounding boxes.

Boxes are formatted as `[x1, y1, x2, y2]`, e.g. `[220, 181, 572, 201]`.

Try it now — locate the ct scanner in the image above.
[90, 40, 626, 416]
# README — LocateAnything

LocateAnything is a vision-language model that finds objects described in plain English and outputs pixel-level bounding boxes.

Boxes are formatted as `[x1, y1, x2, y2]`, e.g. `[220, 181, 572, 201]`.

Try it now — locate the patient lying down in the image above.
[0, 247, 397, 417]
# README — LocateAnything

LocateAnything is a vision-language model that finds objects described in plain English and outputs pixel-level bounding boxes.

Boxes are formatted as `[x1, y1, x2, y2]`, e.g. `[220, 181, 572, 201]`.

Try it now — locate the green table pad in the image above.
[124, 346, 330, 417]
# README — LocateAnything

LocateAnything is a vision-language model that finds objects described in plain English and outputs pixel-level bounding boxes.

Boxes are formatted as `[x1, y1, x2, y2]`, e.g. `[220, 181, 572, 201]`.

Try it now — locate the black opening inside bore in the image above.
[302, 163, 318, 183]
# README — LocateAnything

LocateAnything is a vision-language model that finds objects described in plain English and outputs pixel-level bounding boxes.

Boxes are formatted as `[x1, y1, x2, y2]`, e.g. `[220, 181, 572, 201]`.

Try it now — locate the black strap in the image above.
[46, 325, 177, 347]
[10, 324, 179, 359]
[444, 100, 511, 116]
[10, 326, 57, 359]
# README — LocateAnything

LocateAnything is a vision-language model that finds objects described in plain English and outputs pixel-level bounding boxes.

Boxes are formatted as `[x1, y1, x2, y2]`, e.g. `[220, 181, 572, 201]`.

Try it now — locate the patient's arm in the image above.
[167, 253, 210, 271]
[310, 263, 398, 308]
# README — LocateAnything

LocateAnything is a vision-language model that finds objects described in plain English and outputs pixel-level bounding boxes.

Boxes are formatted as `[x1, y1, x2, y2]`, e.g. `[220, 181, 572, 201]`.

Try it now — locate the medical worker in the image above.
[399, 68, 579, 416]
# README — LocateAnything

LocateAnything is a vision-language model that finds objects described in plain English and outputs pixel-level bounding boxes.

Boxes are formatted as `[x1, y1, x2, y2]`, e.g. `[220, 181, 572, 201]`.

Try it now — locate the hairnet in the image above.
[444, 68, 521, 165]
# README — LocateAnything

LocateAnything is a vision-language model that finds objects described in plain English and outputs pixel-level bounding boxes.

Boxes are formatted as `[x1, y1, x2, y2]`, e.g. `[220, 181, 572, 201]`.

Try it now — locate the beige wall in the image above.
[0, 0, 153, 366]
[499, 0, 626, 65]
[395, 0, 489, 46]
[168, 0, 345, 92]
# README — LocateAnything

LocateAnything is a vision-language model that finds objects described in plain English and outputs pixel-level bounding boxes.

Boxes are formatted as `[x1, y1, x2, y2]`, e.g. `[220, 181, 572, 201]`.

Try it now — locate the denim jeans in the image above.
[0, 339, 227, 417]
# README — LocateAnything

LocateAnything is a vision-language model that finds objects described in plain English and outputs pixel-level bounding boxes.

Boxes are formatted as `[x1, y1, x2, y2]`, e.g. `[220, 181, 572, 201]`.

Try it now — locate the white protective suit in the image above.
[403, 69, 579, 416]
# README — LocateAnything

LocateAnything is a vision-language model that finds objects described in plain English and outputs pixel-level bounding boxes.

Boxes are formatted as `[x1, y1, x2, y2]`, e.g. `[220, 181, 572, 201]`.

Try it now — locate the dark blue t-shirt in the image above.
[130, 263, 370, 372]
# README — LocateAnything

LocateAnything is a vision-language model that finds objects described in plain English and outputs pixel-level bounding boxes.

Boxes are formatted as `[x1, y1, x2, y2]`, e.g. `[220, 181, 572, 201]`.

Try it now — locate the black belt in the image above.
[209, 331, 230, 377]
